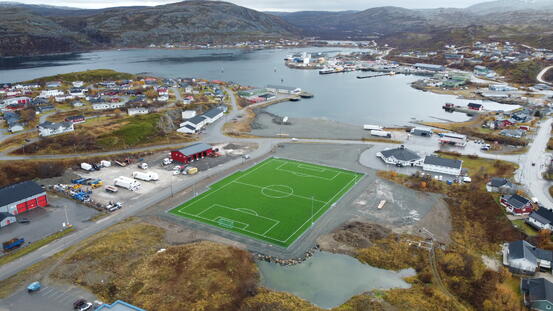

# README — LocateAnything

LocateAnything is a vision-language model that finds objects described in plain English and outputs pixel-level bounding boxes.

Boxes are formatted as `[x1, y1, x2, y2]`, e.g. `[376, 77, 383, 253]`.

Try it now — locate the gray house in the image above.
[376, 145, 423, 167]
[503, 240, 553, 275]
[521, 278, 553, 311]
[486, 177, 515, 194]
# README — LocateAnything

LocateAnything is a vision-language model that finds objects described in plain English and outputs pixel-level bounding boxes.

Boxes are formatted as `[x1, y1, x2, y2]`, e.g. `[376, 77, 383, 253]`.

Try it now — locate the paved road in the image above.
[537, 66, 553, 85]
[516, 118, 553, 208]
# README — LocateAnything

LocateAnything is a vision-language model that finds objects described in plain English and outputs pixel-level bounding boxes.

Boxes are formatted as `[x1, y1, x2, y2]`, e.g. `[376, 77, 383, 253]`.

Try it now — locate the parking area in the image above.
[71, 143, 255, 208]
[0, 194, 99, 244]
[0, 283, 96, 311]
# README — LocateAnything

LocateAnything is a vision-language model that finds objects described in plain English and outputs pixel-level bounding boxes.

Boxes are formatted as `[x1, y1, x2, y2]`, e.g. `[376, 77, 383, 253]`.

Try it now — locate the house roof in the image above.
[39, 121, 72, 130]
[185, 115, 207, 125]
[203, 107, 224, 119]
[0, 181, 45, 207]
[423, 155, 462, 169]
[522, 278, 553, 304]
[176, 143, 212, 156]
[380, 146, 421, 162]
[489, 177, 512, 188]
[468, 103, 483, 108]
[503, 194, 530, 209]
[531, 208, 553, 225]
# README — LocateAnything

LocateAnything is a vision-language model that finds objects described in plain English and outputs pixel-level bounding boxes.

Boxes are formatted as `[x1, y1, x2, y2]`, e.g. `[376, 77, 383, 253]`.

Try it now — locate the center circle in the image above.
[261, 184, 294, 199]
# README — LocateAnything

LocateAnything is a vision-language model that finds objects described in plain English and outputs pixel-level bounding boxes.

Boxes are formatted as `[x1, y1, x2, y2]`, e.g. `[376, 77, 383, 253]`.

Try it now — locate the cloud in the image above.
[7, 0, 486, 10]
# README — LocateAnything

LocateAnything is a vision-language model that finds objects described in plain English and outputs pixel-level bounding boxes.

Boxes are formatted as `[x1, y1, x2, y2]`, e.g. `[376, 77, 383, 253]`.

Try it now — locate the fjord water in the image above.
[257, 252, 415, 309]
[0, 48, 514, 126]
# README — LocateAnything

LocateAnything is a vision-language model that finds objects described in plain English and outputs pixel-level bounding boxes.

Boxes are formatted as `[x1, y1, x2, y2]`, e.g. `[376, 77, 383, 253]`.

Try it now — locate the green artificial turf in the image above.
[169, 157, 363, 247]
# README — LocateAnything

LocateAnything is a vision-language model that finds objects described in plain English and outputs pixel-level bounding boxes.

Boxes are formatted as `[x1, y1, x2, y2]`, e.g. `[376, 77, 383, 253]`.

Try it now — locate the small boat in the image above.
[377, 200, 386, 209]
[289, 97, 300, 102]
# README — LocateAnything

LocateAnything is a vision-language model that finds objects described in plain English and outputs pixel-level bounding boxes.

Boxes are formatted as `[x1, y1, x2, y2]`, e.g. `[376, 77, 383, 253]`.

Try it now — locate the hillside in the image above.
[0, 1, 298, 56]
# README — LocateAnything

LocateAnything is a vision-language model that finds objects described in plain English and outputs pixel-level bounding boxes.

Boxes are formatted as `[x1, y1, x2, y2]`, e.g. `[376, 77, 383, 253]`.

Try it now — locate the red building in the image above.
[65, 115, 86, 124]
[0, 181, 47, 215]
[171, 143, 214, 163]
[500, 194, 533, 215]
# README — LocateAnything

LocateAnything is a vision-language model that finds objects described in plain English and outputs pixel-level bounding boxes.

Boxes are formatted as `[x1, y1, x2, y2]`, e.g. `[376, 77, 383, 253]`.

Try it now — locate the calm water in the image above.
[0, 48, 516, 126]
[258, 252, 415, 309]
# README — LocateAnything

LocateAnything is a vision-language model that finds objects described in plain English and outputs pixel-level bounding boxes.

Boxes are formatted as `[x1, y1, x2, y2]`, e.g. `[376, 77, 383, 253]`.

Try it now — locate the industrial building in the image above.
[171, 143, 214, 163]
[0, 181, 47, 215]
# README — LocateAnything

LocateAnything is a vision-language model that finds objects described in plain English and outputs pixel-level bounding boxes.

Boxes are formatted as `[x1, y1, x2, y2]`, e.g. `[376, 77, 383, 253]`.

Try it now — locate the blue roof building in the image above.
[95, 300, 146, 311]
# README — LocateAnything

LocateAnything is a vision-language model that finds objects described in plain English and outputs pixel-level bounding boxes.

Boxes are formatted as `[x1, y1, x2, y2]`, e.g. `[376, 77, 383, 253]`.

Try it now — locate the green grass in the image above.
[169, 158, 363, 247]
[512, 219, 538, 237]
[0, 228, 75, 267]
[97, 114, 160, 147]
[23, 69, 135, 83]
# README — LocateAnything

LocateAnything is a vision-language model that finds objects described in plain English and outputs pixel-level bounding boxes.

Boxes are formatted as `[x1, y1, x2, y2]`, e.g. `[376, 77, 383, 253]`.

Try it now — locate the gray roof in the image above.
[531, 208, 553, 225]
[39, 121, 72, 130]
[522, 278, 553, 304]
[503, 194, 530, 209]
[176, 143, 212, 157]
[380, 146, 421, 162]
[186, 115, 207, 125]
[508, 240, 553, 263]
[423, 155, 462, 169]
[203, 107, 224, 119]
[0, 181, 45, 207]
[489, 177, 512, 188]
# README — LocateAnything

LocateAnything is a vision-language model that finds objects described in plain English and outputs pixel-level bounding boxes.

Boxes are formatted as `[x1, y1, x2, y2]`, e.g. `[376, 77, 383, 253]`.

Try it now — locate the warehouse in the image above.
[0, 181, 47, 215]
[171, 143, 214, 163]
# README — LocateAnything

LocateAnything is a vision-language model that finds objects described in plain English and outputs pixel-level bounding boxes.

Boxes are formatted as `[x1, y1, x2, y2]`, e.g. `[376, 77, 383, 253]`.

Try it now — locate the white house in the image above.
[422, 155, 463, 176]
[92, 102, 126, 110]
[1, 97, 31, 108]
[266, 85, 302, 95]
[128, 107, 149, 116]
[182, 110, 197, 119]
[157, 95, 169, 102]
[528, 208, 553, 231]
[72, 81, 84, 87]
[39, 90, 64, 98]
[38, 121, 74, 137]
[202, 107, 225, 124]
[178, 115, 208, 134]
[502, 240, 552, 275]
[184, 85, 194, 93]
[69, 88, 86, 97]
[55, 95, 75, 103]
[376, 145, 423, 167]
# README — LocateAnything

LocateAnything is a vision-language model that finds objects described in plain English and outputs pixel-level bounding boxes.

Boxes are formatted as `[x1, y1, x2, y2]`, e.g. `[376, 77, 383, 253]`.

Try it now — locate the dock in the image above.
[357, 72, 395, 79]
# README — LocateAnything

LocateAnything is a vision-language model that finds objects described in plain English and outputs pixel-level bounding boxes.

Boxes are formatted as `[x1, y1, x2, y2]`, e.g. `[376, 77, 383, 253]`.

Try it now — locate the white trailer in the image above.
[100, 160, 112, 167]
[370, 130, 392, 138]
[132, 171, 159, 181]
[364, 124, 383, 131]
[114, 176, 141, 191]
[81, 163, 93, 171]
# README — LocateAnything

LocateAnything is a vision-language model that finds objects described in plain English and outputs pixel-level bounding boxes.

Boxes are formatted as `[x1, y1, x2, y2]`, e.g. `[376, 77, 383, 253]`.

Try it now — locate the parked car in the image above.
[27, 281, 41, 293]
[17, 218, 31, 224]
[73, 299, 87, 309]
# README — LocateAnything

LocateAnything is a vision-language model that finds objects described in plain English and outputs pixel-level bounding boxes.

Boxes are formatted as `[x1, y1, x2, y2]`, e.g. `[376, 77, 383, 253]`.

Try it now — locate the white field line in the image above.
[232, 181, 327, 204]
[275, 163, 339, 181]
[176, 158, 276, 212]
[178, 204, 281, 240]
[298, 163, 326, 172]
[282, 173, 362, 243]
[213, 216, 249, 230]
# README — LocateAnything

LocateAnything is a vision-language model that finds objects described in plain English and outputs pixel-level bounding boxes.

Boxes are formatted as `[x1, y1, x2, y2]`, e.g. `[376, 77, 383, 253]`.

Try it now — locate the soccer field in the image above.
[169, 157, 364, 247]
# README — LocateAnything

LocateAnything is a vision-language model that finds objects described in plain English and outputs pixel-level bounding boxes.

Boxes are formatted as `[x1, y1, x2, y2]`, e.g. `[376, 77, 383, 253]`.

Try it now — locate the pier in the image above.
[356, 72, 396, 79]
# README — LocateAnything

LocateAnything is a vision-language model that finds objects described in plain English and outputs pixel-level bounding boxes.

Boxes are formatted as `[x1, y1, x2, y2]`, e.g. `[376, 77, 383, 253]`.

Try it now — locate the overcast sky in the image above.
[6, 0, 488, 11]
